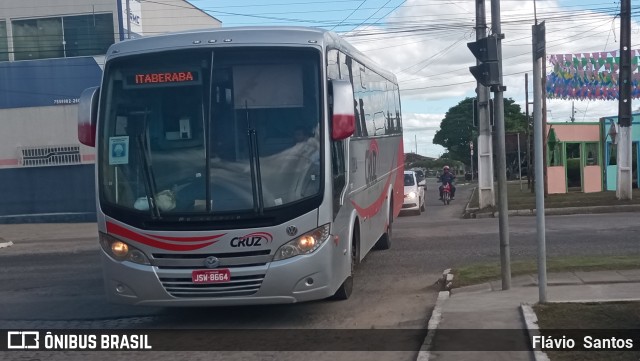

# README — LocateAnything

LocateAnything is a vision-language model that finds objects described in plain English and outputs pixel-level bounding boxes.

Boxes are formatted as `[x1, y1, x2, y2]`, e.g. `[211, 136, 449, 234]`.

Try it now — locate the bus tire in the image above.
[332, 276, 353, 300]
[332, 223, 359, 300]
[374, 200, 392, 250]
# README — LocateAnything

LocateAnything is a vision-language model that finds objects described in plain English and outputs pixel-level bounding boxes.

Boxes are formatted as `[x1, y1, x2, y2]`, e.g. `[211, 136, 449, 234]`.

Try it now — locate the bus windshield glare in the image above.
[98, 48, 321, 217]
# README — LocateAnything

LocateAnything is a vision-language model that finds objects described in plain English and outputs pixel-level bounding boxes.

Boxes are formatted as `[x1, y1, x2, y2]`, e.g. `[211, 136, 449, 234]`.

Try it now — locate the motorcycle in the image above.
[442, 182, 452, 205]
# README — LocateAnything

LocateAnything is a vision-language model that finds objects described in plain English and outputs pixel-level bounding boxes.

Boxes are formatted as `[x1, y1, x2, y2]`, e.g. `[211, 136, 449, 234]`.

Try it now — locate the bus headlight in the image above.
[99, 232, 150, 265]
[274, 224, 330, 261]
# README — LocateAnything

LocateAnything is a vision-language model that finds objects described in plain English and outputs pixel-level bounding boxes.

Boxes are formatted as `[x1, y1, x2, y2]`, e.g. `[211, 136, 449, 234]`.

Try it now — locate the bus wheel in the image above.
[375, 201, 392, 250]
[332, 224, 359, 300]
[332, 276, 353, 300]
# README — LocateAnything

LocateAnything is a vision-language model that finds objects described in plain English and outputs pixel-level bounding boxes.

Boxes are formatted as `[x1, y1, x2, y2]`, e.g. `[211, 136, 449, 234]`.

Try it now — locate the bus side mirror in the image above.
[330, 79, 355, 141]
[78, 86, 100, 147]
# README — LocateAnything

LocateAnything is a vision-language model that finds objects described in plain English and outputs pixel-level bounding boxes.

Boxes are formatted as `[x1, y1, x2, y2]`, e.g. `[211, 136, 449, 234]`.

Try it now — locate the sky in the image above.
[186, 0, 640, 158]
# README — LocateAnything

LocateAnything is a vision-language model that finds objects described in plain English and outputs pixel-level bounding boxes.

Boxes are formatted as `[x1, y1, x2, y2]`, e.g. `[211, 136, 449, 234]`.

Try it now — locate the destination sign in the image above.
[124, 70, 201, 88]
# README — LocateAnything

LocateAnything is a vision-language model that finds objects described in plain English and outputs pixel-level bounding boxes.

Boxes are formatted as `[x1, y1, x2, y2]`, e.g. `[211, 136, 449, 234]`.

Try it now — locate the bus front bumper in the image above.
[102, 241, 340, 306]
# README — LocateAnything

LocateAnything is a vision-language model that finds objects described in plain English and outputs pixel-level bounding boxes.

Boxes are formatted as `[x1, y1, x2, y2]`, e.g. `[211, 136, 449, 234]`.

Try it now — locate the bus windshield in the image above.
[98, 48, 322, 218]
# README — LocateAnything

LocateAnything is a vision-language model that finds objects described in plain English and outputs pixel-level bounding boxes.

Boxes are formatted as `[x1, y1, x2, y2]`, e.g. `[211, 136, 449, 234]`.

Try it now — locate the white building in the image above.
[0, 0, 220, 223]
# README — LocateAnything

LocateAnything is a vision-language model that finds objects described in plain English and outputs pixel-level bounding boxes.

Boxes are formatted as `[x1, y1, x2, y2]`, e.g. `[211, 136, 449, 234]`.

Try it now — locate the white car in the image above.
[402, 170, 426, 215]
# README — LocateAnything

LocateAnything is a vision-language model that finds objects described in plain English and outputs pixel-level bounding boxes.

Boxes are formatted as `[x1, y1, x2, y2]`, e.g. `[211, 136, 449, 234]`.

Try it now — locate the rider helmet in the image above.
[443, 165, 450, 171]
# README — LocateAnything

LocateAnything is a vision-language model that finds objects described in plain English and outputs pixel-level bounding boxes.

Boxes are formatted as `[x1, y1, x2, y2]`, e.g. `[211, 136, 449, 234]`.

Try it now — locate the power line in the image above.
[330, 0, 368, 31]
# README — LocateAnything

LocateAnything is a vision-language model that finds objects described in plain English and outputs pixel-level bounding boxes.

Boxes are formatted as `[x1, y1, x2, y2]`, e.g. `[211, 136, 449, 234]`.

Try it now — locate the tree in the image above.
[433, 97, 527, 164]
[433, 98, 475, 164]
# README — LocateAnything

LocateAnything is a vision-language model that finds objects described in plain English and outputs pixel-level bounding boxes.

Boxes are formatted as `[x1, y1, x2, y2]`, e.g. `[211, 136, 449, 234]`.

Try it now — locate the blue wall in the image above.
[0, 57, 102, 109]
[0, 57, 102, 223]
[602, 115, 640, 191]
[0, 165, 96, 223]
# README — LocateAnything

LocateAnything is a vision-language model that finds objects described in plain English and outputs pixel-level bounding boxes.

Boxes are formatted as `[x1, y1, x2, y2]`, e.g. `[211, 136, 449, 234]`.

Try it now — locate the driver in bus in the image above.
[292, 126, 319, 165]
[293, 127, 307, 144]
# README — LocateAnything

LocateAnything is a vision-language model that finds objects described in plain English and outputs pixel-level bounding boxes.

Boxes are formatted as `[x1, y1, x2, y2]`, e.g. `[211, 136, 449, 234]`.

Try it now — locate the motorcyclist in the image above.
[438, 165, 456, 200]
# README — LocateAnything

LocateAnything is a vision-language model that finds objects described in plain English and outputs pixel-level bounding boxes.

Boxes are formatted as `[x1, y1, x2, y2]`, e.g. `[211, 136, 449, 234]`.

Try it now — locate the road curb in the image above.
[521, 304, 551, 361]
[464, 187, 478, 219]
[468, 203, 640, 218]
[551, 297, 640, 303]
[416, 269, 453, 361]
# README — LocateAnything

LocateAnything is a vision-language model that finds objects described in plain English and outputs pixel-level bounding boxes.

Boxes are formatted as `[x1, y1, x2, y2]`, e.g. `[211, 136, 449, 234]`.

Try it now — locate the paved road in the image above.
[3, 179, 640, 361]
[0, 178, 464, 361]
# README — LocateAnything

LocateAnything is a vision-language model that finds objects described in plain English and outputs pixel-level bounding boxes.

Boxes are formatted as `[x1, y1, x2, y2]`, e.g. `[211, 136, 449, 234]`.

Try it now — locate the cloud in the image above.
[403, 112, 443, 131]
[402, 112, 446, 157]
[346, 0, 636, 154]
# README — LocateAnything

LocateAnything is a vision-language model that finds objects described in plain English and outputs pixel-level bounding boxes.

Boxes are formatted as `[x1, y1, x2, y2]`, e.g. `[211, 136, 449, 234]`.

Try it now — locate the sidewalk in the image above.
[464, 183, 640, 218]
[418, 270, 640, 361]
[4, 223, 640, 361]
[0, 222, 98, 255]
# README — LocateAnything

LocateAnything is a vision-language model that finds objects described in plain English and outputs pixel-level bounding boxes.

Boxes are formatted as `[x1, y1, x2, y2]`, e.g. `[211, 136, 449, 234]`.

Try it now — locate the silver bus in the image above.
[78, 26, 404, 306]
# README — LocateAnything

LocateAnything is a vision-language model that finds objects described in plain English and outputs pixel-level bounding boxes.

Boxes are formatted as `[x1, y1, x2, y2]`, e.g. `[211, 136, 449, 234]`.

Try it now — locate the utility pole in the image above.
[126, 0, 132, 40]
[542, 42, 548, 197]
[533, 19, 548, 303]
[468, 0, 509, 289]
[491, 0, 511, 290]
[470, 141, 474, 181]
[473, 0, 495, 209]
[518, 134, 522, 190]
[525, 74, 533, 191]
[617, 0, 632, 200]
[570, 101, 575, 122]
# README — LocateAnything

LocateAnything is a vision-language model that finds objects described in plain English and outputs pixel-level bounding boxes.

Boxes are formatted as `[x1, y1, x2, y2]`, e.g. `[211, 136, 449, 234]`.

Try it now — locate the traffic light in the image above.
[467, 35, 499, 87]
[472, 98, 494, 127]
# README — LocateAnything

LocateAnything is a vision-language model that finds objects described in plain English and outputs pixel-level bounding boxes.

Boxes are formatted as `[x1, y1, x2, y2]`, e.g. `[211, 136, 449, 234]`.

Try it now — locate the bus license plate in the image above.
[192, 269, 231, 284]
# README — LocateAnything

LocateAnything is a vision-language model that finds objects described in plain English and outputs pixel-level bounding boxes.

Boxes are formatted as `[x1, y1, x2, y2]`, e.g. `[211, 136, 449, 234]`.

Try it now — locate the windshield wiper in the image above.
[132, 110, 161, 219]
[245, 102, 264, 215]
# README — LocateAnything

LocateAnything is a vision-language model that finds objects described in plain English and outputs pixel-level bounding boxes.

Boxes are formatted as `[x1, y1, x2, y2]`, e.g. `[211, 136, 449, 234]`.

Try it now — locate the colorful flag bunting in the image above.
[546, 50, 640, 100]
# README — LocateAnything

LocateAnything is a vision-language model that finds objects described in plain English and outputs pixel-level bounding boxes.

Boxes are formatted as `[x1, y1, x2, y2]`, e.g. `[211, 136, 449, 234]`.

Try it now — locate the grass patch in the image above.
[452, 251, 640, 360]
[468, 182, 640, 211]
[453, 255, 640, 288]
[533, 302, 640, 361]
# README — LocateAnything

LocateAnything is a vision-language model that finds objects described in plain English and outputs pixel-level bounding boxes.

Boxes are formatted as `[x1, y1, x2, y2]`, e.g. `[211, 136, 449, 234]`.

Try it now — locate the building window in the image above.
[585, 142, 599, 166]
[63, 14, 114, 57]
[13, 14, 114, 61]
[0, 21, 8, 61]
[548, 142, 562, 166]
[13, 18, 63, 60]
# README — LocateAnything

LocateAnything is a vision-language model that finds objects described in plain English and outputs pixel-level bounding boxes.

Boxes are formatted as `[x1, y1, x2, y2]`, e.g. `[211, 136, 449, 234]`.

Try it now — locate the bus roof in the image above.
[106, 26, 397, 84]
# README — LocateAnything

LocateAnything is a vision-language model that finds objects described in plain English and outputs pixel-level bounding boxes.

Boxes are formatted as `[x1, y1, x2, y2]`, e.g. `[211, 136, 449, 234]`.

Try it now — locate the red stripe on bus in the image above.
[146, 233, 225, 242]
[107, 222, 216, 251]
[369, 139, 379, 154]
[394, 141, 405, 218]
[0, 159, 19, 166]
[351, 173, 392, 219]
[351, 141, 403, 219]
